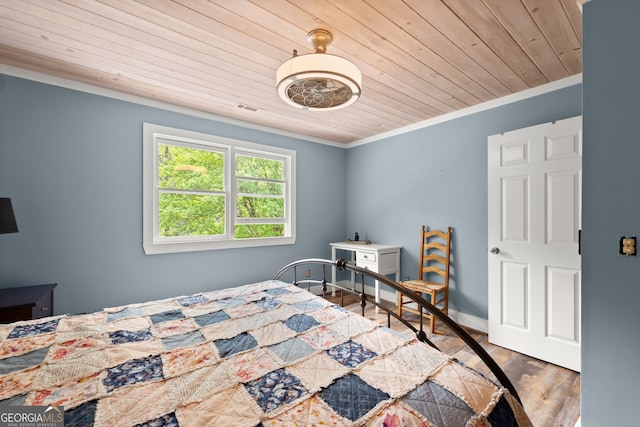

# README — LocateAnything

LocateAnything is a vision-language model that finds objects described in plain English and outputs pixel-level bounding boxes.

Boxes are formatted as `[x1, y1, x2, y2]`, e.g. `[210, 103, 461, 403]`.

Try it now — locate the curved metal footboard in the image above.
[274, 257, 521, 404]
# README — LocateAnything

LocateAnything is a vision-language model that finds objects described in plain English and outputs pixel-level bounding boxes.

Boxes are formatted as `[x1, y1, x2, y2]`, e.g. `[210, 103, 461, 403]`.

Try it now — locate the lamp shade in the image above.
[0, 198, 18, 234]
[276, 29, 362, 111]
[276, 53, 362, 110]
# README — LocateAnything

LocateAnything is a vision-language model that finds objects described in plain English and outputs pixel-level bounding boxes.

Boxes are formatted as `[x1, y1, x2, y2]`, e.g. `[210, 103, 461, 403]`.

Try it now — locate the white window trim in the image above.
[143, 123, 296, 255]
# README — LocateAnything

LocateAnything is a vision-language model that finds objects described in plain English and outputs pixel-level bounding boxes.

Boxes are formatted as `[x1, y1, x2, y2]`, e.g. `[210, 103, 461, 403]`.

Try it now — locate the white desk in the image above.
[330, 242, 401, 302]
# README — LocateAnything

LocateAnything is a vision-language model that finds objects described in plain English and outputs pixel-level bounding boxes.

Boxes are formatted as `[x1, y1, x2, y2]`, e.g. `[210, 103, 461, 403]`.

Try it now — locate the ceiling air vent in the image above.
[236, 103, 259, 112]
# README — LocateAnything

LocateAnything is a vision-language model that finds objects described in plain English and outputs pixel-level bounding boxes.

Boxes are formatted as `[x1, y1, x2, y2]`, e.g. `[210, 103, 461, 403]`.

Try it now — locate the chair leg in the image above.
[397, 291, 403, 317]
[428, 290, 436, 333]
[443, 289, 449, 315]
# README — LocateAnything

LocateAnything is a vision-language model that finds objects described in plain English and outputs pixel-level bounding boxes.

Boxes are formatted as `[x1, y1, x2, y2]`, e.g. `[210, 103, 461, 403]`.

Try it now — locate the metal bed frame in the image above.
[274, 257, 521, 404]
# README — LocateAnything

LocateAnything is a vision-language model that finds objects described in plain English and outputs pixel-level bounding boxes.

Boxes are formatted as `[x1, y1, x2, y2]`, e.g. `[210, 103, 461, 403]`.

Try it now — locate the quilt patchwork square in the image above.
[176, 384, 260, 427]
[299, 325, 345, 350]
[0, 366, 40, 400]
[0, 346, 50, 375]
[268, 337, 315, 364]
[309, 305, 350, 324]
[353, 328, 408, 355]
[31, 371, 102, 408]
[254, 297, 281, 311]
[430, 361, 499, 414]
[226, 347, 281, 382]
[106, 307, 143, 322]
[264, 287, 291, 296]
[193, 310, 230, 327]
[214, 332, 258, 358]
[216, 296, 247, 309]
[171, 364, 237, 405]
[389, 341, 449, 379]
[284, 314, 320, 333]
[94, 381, 176, 427]
[161, 330, 205, 351]
[328, 314, 376, 338]
[149, 310, 185, 325]
[151, 318, 198, 338]
[244, 368, 308, 414]
[250, 321, 297, 347]
[357, 356, 424, 398]
[50, 337, 106, 362]
[104, 339, 163, 368]
[320, 373, 389, 421]
[287, 353, 349, 393]
[34, 349, 108, 390]
[224, 302, 263, 319]
[326, 340, 377, 368]
[178, 294, 208, 307]
[275, 290, 316, 305]
[402, 380, 475, 426]
[292, 299, 326, 312]
[103, 355, 164, 392]
[161, 342, 218, 378]
[0, 333, 55, 358]
[109, 329, 152, 345]
[7, 319, 60, 339]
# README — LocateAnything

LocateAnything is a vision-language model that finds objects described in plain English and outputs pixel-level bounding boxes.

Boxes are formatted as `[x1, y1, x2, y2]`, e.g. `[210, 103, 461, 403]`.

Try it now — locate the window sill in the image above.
[143, 236, 296, 255]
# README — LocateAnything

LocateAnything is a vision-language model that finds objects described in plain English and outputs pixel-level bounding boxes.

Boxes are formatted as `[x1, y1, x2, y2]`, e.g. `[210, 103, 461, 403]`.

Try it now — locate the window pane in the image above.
[237, 179, 283, 196]
[159, 193, 225, 237]
[235, 224, 284, 238]
[236, 155, 283, 180]
[236, 196, 284, 219]
[158, 144, 223, 191]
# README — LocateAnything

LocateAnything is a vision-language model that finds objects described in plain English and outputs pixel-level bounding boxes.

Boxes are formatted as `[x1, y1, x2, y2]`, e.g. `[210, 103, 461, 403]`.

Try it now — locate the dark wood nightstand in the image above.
[0, 284, 57, 323]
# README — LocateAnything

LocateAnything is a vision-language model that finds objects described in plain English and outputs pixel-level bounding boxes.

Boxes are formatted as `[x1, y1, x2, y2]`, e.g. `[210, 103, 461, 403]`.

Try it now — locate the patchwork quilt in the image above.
[0, 280, 532, 426]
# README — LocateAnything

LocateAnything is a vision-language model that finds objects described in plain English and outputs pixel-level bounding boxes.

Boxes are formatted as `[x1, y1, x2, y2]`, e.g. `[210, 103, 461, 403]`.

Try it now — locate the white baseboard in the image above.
[448, 310, 488, 333]
[312, 281, 489, 333]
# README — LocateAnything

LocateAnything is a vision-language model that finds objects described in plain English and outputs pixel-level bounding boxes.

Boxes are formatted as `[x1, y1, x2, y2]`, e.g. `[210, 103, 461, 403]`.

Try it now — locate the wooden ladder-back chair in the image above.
[398, 225, 452, 333]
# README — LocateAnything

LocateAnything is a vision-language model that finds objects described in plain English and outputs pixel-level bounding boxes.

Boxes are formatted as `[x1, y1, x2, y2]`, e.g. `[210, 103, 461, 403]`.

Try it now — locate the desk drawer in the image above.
[357, 251, 376, 263]
[32, 290, 54, 319]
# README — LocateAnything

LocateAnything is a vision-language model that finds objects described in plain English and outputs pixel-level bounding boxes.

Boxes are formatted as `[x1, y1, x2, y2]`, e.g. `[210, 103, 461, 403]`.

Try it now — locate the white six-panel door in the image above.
[488, 116, 581, 372]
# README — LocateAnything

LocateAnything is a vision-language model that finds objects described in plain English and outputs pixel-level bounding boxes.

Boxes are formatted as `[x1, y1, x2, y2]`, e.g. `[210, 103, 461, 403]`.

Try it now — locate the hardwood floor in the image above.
[325, 292, 580, 427]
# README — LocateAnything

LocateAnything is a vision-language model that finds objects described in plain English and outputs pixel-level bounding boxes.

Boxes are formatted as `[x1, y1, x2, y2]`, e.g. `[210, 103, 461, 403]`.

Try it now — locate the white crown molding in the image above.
[347, 74, 583, 148]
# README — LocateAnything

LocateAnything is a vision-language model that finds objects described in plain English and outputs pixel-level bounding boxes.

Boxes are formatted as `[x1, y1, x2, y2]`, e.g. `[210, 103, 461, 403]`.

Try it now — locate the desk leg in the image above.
[375, 270, 399, 304]
[374, 276, 380, 304]
[331, 247, 337, 297]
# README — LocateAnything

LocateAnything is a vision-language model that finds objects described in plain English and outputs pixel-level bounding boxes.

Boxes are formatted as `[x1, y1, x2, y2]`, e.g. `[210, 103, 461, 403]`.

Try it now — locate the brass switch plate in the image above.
[620, 236, 636, 256]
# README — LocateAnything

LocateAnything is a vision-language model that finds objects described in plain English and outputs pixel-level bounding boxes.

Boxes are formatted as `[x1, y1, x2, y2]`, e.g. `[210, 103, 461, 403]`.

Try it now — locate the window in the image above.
[143, 123, 295, 254]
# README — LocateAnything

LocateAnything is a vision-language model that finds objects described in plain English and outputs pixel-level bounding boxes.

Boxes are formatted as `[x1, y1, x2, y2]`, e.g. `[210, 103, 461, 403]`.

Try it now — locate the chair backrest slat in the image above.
[417, 225, 452, 285]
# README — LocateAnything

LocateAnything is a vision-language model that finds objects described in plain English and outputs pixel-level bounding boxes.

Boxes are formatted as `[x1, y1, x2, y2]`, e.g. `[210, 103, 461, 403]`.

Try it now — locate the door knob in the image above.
[489, 247, 500, 254]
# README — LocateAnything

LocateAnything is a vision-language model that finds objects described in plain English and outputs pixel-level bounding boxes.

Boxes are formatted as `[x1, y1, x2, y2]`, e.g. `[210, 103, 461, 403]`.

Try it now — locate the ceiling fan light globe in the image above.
[276, 53, 361, 111]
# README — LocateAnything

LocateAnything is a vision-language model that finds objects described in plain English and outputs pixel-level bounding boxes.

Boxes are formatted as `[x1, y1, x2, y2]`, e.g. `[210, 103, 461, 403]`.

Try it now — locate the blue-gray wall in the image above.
[581, 1, 640, 425]
[346, 85, 582, 320]
[0, 75, 347, 315]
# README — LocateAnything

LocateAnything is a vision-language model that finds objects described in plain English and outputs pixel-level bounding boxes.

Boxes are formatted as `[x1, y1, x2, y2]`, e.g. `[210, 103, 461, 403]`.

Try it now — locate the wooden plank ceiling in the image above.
[0, 0, 583, 144]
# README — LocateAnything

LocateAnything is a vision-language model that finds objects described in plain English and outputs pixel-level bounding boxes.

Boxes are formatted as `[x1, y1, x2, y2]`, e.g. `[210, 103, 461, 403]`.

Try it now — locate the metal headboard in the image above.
[274, 257, 521, 404]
